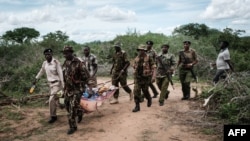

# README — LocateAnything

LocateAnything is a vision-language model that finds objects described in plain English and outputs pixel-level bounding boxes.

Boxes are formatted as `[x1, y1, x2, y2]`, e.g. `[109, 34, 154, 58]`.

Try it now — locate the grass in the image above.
[202, 128, 216, 135]
[0, 122, 12, 133]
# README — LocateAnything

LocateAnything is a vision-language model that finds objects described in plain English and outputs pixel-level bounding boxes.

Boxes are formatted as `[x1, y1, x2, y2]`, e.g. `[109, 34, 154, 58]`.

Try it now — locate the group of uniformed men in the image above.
[33, 40, 198, 134]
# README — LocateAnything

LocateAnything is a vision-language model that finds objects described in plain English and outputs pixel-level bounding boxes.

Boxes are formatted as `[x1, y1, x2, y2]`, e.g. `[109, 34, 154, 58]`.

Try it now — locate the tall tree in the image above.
[172, 23, 210, 39]
[2, 27, 40, 44]
[40, 30, 69, 51]
[42, 30, 69, 42]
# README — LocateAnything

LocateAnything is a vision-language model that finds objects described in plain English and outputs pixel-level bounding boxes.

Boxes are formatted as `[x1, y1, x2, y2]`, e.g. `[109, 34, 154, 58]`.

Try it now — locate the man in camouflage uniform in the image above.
[109, 42, 133, 104]
[156, 44, 176, 106]
[62, 46, 90, 134]
[132, 44, 156, 112]
[146, 40, 159, 98]
[177, 41, 198, 100]
[82, 46, 98, 87]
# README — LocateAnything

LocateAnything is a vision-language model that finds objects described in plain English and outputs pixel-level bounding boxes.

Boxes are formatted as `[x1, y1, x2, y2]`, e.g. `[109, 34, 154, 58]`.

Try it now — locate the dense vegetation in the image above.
[0, 23, 249, 125]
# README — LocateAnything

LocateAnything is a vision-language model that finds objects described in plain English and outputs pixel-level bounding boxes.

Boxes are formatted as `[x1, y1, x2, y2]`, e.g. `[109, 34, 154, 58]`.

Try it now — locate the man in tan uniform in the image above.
[33, 48, 64, 123]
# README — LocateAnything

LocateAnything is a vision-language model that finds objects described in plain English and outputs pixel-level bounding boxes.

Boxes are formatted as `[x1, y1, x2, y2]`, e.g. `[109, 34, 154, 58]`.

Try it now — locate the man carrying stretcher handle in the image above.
[109, 42, 133, 104]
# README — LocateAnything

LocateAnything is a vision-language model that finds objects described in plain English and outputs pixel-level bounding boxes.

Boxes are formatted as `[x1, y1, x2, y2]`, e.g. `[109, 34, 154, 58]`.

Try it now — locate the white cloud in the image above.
[231, 19, 248, 25]
[201, 0, 250, 20]
[93, 5, 137, 22]
[0, 0, 250, 43]
[2, 5, 61, 25]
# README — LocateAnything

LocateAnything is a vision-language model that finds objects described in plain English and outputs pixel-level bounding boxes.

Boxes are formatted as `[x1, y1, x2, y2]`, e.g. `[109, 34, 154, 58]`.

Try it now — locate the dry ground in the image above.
[0, 77, 221, 141]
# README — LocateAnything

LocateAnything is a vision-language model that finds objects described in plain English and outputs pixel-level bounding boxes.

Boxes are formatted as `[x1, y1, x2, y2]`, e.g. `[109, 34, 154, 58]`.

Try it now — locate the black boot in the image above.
[132, 100, 140, 112]
[165, 91, 169, 99]
[48, 116, 57, 124]
[159, 102, 164, 106]
[67, 127, 77, 135]
[78, 114, 83, 123]
[147, 97, 152, 107]
[77, 109, 84, 123]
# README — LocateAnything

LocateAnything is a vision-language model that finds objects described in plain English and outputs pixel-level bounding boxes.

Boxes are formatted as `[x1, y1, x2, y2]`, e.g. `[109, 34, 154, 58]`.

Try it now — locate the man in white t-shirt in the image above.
[212, 41, 234, 84]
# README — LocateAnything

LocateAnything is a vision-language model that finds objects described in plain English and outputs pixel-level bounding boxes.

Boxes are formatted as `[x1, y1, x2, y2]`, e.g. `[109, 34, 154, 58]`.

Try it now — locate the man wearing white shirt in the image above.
[33, 48, 64, 123]
[212, 41, 234, 84]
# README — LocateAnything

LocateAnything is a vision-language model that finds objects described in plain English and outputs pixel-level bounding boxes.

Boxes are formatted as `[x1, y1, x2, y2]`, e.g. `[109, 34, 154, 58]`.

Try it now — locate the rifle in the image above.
[179, 51, 198, 83]
[157, 55, 175, 90]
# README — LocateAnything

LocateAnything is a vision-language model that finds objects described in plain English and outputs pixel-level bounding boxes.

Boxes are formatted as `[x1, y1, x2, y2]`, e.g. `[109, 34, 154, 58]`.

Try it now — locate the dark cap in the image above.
[61, 46, 74, 53]
[146, 40, 154, 45]
[183, 41, 191, 44]
[44, 48, 53, 54]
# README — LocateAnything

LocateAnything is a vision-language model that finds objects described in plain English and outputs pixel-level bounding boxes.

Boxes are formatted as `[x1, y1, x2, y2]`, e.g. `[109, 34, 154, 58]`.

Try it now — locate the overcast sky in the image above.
[0, 0, 249, 43]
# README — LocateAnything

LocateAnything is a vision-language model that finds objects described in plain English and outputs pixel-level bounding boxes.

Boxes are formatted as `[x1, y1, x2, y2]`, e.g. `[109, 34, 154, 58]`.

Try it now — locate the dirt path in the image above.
[0, 77, 219, 141]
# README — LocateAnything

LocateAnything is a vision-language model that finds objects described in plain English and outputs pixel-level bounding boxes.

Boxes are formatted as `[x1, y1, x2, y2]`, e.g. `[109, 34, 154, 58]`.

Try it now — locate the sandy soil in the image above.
[0, 77, 220, 141]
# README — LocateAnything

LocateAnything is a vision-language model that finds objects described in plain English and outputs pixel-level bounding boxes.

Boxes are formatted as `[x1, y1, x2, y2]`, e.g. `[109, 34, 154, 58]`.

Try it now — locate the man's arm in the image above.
[150, 56, 157, 83]
[225, 60, 234, 72]
[170, 54, 177, 72]
[33, 62, 45, 84]
[92, 56, 98, 77]
[110, 55, 115, 75]
[177, 55, 181, 68]
[55, 60, 64, 88]
[92, 63, 98, 77]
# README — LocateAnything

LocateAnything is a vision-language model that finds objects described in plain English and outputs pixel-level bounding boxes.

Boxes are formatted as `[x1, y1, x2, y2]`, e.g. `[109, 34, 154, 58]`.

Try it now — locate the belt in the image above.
[50, 80, 59, 84]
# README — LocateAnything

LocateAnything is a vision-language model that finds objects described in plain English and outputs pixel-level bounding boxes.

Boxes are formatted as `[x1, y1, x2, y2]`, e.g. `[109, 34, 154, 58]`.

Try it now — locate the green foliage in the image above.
[172, 23, 211, 39]
[231, 50, 250, 71]
[0, 43, 45, 95]
[2, 27, 40, 44]
[201, 128, 216, 135]
[1, 24, 250, 126]
[39, 30, 69, 53]
[237, 36, 250, 52]
[218, 103, 239, 124]
[202, 72, 250, 124]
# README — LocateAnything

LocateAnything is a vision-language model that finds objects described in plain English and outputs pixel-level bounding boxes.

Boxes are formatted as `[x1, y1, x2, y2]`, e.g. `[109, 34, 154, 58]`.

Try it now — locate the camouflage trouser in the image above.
[64, 93, 82, 129]
[156, 77, 170, 103]
[149, 77, 158, 96]
[134, 77, 151, 102]
[89, 75, 97, 87]
[141, 75, 158, 99]
[112, 73, 132, 99]
[179, 68, 193, 98]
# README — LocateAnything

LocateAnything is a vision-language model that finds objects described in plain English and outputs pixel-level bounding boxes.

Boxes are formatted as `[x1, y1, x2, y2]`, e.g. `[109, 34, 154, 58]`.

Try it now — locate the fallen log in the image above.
[0, 93, 49, 106]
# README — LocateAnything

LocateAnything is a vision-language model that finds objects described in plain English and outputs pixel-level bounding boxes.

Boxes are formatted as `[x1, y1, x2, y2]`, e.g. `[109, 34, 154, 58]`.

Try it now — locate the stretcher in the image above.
[79, 85, 117, 113]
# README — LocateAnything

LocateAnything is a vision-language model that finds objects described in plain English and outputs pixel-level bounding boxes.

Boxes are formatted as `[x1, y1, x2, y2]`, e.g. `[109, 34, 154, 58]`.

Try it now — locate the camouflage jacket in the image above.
[146, 49, 157, 62]
[156, 52, 176, 77]
[62, 57, 90, 96]
[112, 50, 129, 74]
[82, 53, 98, 76]
[133, 54, 156, 78]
